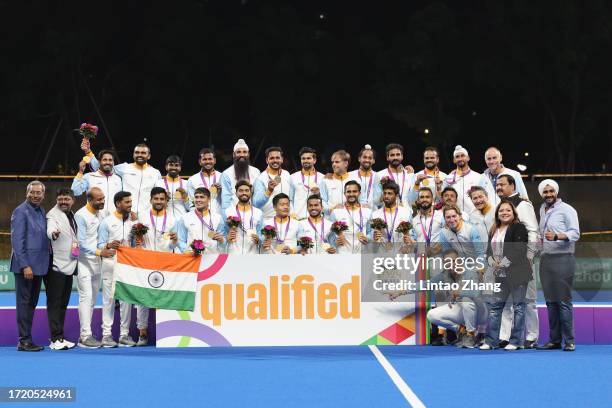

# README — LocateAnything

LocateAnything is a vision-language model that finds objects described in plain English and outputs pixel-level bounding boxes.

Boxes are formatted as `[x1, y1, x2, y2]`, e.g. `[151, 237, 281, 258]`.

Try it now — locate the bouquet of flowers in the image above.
[380, 176, 391, 186]
[395, 221, 413, 235]
[130, 223, 149, 237]
[330, 221, 348, 235]
[370, 218, 388, 231]
[261, 225, 277, 240]
[77, 123, 99, 139]
[190, 239, 205, 256]
[226, 215, 242, 229]
[434, 201, 444, 210]
[297, 236, 314, 250]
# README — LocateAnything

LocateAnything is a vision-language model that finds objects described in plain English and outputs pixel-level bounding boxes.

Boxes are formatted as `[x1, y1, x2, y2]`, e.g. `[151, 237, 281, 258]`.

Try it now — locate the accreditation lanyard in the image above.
[387, 168, 405, 198]
[301, 170, 318, 190]
[420, 210, 436, 245]
[383, 206, 399, 242]
[164, 177, 183, 195]
[360, 171, 374, 199]
[274, 217, 291, 244]
[199, 171, 217, 188]
[150, 211, 167, 234]
[345, 205, 364, 232]
[236, 204, 254, 230]
[308, 217, 327, 243]
[196, 209, 214, 239]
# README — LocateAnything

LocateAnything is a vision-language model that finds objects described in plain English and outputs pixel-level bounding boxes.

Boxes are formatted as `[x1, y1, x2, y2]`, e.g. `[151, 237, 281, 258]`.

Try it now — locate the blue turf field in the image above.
[0, 345, 610, 407]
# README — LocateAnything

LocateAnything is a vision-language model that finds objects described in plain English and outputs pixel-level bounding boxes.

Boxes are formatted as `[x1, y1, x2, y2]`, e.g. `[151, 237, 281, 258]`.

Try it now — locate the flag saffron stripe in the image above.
[117, 247, 200, 273]
[114, 281, 196, 312]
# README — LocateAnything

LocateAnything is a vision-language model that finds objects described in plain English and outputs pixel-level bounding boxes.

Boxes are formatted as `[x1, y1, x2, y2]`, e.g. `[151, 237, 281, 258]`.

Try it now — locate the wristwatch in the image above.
[553, 234, 558, 241]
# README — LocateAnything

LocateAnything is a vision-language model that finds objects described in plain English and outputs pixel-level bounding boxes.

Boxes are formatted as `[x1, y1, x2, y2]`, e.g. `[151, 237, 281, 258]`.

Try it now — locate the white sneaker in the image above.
[49, 340, 68, 350]
[504, 343, 519, 351]
[60, 339, 76, 349]
[479, 343, 492, 350]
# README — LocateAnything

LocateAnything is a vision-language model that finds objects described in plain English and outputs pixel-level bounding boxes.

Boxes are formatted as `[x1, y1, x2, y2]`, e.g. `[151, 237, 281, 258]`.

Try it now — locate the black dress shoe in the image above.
[523, 340, 537, 349]
[536, 342, 562, 350]
[563, 343, 576, 352]
[498, 340, 509, 348]
[17, 342, 44, 352]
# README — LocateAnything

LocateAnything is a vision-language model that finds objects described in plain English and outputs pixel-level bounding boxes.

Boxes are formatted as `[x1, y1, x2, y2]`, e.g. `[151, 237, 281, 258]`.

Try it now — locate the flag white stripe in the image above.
[114, 263, 197, 293]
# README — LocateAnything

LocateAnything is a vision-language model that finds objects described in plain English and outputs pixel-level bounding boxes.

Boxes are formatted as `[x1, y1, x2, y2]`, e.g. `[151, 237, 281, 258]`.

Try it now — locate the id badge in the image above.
[70, 241, 80, 259]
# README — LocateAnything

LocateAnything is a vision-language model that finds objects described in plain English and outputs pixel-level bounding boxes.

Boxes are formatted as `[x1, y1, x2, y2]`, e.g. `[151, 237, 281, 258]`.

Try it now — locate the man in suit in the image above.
[10, 181, 51, 351]
[46, 188, 79, 350]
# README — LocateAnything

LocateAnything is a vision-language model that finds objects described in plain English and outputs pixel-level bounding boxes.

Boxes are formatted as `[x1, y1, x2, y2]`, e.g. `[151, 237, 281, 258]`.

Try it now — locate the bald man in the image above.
[479, 147, 528, 207]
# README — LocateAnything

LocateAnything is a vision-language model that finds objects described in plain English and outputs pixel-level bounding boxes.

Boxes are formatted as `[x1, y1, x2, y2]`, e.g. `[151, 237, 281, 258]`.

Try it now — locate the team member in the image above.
[297, 195, 336, 254]
[45, 188, 79, 350]
[75, 187, 113, 348]
[134, 187, 179, 346]
[439, 205, 485, 261]
[468, 186, 495, 246]
[440, 187, 470, 221]
[290, 147, 324, 220]
[253, 147, 295, 219]
[536, 179, 580, 352]
[10, 181, 50, 352]
[370, 181, 414, 246]
[412, 187, 445, 248]
[71, 149, 122, 217]
[348, 145, 381, 209]
[223, 181, 263, 254]
[412, 146, 446, 202]
[261, 193, 299, 254]
[479, 147, 528, 207]
[84, 141, 162, 216]
[154, 155, 190, 218]
[443, 145, 481, 215]
[330, 181, 372, 254]
[176, 187, 225, 254]
[320, 150, 352, 214]
[426, 249, 481, 349]
[187, 148, 223, 215]
[220, 139, 261, 209]
[97, 192, 136, 347]
[377, 143, 416, 207]
[496, 174, 540, 348]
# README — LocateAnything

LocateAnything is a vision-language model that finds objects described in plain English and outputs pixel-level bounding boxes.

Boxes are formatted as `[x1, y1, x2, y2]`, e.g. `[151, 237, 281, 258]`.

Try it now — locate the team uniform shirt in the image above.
[376, 167, 417, 207]
[320, 174, 352, 215]
[98, 212, 135, 251]
[411, 168, 447, 202]
[443, 169, 481, 215]
[154, 176, 190, 219]
[252, 169, 295, 219]
[348, 169, 382, 209]
[222, 204, 263, 255]
[290, 169, 324, 220]
[138, 209, 177, 253]
[439, 221, 486, 261]
[90, 155, 162, 217]
[468, 207, 495, 248]
[186, 170, 223, 216]
[176, 209, 224, 254]
[370, 205, 414, 243]
[71, 170, 123, 218]
[220, 165, 261, 210]
[261, 217, 299, 254]
[74, 204, 105, 261]
[479, 167, 528, 208]
[412, 209, 445, 245]
[329, 205, 373, 254]
[297, 216, 334, 254]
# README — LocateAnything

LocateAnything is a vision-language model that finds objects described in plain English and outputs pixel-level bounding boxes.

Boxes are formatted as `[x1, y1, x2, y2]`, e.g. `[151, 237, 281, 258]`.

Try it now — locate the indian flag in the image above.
[113, 247, 199, 311]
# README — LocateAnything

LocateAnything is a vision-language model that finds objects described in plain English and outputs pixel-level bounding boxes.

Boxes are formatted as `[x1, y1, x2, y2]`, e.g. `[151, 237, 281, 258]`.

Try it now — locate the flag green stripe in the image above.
[114, 281, 196, 312]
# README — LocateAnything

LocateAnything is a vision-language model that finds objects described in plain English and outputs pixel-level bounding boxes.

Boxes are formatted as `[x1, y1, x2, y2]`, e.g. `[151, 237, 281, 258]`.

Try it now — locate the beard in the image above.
[234, 157, 250, 181]
[418, 201, 432, 210]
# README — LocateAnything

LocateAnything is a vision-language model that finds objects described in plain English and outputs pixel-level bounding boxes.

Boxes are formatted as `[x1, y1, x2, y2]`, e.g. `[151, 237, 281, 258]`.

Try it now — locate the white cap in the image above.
[453, 145, 468, 157]
[538, 179, 559, 197]
[233, 139, 249, 152]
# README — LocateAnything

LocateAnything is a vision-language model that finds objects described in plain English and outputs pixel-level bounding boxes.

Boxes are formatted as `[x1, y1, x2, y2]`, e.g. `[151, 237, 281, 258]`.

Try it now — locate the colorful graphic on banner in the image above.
[156, 255, 425, 347]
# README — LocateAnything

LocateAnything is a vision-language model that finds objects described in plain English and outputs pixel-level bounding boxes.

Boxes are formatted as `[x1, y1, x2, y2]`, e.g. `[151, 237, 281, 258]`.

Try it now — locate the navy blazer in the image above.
[10, 201, 51, 276]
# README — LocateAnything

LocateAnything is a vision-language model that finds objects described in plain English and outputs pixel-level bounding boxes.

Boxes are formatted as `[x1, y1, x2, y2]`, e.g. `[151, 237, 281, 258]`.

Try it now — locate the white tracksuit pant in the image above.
[101, 258, 132, 337]
[427, 299, 478, 333]
[136, 305, 149, 330]
[500, 279, 539, 342]
[76, 257, 102, 338]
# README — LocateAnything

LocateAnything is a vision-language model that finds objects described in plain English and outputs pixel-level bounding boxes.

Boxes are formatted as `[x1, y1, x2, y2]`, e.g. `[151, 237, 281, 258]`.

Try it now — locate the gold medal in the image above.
[276, 244, 286, 253]
[357, 231, 365, 239]
[208, 230, 216, 238]
[246, 229, 257, 239]
[321, 243, 332, 252]
[162, 233, 171, 240]
[209, 185, 217, 196]
[309, 182, 318, 189]
[423, 179, 429, 186]
[174, 191, 183, 200]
